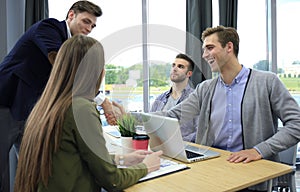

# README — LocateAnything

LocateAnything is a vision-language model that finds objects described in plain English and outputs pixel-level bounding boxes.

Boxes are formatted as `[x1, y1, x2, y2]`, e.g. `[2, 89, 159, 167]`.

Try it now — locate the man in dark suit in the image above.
[0, 1, 102, 191]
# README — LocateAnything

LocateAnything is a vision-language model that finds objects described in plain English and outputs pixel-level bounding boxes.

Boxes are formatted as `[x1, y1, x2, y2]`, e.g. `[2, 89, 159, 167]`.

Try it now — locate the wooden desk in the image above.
[125, 146, 292, 192]
[103, 126, 292, 192]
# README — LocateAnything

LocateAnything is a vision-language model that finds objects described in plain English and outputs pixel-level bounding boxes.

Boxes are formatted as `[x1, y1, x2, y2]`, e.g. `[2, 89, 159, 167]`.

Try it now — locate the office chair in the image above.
[9, 145, 19, 192]
[273, 144, 298, 192]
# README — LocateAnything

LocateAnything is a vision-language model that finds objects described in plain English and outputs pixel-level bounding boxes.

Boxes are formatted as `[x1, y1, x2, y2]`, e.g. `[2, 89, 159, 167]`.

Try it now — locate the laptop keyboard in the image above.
[185, 150, 204, 159]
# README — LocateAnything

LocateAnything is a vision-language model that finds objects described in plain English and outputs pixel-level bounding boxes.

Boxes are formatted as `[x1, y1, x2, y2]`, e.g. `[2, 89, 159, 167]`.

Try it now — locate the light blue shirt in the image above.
[150, 83, 197, 142]
[211, 66, 250, 152]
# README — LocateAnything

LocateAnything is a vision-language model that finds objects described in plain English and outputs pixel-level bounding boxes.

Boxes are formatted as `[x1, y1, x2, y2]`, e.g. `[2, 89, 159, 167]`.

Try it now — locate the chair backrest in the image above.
[278, 144, 297, 166]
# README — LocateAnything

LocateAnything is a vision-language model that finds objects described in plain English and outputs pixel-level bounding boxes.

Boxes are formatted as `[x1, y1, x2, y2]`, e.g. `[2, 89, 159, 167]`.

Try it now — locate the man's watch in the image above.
[119, 155, 124, 166]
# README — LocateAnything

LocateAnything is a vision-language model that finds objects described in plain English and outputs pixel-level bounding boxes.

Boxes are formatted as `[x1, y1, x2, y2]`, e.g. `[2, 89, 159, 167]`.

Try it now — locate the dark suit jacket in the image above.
[0, 18, 68, 120]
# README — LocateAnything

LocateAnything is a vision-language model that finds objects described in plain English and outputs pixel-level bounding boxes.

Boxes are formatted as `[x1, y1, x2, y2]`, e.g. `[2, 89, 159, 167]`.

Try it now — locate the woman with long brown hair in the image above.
[14, 34, 162, 192]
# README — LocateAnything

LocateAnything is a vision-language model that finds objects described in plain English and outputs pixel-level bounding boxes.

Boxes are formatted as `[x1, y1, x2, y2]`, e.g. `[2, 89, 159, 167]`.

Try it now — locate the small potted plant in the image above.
[117, 114, 136, 153]
[117, 114, 136, 137]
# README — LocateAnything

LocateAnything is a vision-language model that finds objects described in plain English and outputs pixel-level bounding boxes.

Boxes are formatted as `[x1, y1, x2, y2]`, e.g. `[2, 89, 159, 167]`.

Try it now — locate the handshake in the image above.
[100, 98, 126, 125]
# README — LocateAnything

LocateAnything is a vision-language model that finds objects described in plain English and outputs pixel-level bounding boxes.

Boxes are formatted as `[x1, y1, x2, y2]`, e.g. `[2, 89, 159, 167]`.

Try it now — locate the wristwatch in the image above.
[119, 155, 124, 166]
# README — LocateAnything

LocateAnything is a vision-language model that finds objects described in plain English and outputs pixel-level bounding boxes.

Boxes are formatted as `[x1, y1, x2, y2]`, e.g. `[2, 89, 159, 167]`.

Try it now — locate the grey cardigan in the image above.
[159, 69, 300, 190]
[163, 69, 300, 160]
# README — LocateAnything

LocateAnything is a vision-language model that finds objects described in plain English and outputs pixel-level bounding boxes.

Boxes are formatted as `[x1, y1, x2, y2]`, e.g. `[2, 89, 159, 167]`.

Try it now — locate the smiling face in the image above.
[67, 10, 97, 36]
[202, 33, 231, 73]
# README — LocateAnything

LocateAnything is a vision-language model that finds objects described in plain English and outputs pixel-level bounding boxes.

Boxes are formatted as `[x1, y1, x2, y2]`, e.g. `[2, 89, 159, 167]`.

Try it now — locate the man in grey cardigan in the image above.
[157, 26, 300, 191]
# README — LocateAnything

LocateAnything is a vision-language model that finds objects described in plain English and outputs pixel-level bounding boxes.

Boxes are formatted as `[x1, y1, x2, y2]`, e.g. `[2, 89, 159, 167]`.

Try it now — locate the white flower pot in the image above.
[121, 136, 134, 154]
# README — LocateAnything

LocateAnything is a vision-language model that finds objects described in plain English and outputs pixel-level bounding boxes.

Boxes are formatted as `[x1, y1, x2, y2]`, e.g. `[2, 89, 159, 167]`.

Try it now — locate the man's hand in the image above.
[101, 98, 117, 125]
[227, 148, 262, 163]
[48, 51, 57, 65]
[112, 101, 126, 115]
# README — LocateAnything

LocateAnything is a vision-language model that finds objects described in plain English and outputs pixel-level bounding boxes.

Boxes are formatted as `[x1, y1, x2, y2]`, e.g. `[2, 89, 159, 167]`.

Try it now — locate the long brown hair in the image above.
[14, 34, 104, 192]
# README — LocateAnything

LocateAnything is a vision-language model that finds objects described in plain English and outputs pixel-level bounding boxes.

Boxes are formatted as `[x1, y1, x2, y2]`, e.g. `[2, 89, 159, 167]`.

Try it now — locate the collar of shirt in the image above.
[165, 84, 191, 101]
[65, 20, 72, 38]
[219, 65, 249, 87]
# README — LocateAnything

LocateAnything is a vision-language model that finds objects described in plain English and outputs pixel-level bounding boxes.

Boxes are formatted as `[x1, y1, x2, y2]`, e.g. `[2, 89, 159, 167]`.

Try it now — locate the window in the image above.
[49, 0, 300, 112]
[277, 0, 300, 95]
[237, 0, 267, 69]
[147, 0, 186, 111]
[49, 0, 185, 112]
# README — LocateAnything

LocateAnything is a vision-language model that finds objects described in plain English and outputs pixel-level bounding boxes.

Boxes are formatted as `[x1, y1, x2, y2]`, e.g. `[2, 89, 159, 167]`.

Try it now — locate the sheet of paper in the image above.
[139, 158, 189, 182]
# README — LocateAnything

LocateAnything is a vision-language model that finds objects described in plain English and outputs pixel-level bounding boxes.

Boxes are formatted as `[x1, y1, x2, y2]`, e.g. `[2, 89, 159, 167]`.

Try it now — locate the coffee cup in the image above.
[132, 134, 149, 150]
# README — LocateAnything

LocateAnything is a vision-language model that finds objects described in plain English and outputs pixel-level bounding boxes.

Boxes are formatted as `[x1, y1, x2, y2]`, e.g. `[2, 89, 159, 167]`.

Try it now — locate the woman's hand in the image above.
[124, 150, 153, 166]
[142, 150, 163, 173]
[117, 150, 153, 166]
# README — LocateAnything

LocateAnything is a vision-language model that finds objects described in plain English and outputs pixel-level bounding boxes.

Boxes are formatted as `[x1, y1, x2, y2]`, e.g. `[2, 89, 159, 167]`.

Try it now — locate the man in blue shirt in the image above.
[150, 53, 197, 142]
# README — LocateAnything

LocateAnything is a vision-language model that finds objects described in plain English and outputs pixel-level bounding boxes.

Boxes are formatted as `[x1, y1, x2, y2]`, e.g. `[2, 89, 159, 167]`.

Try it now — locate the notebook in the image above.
[140, 113, 220, 163]
[138, 158, 189, 182]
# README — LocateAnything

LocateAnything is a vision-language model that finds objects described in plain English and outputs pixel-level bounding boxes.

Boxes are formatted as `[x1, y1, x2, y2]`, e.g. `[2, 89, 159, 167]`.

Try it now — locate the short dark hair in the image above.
[201, 25, 239, 57]
[66, 0, 102, 19]
[175, 53, 195, 72]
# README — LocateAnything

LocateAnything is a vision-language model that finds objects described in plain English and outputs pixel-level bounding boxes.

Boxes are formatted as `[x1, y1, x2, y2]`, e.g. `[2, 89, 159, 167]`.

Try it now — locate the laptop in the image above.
[140, 113, 220, 163]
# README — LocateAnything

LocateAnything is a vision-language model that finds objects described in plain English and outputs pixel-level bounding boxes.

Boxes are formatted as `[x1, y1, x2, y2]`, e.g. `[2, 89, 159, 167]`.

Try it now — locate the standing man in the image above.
[150, 53, 197, 142]
[0, 1, 104, 192]
[157, 26, 300, 191]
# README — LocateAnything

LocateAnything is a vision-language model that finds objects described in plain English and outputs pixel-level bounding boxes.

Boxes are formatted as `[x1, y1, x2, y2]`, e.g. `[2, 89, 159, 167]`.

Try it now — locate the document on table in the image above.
[103, 125, 189, 181]
[138, 158, 189, 182]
